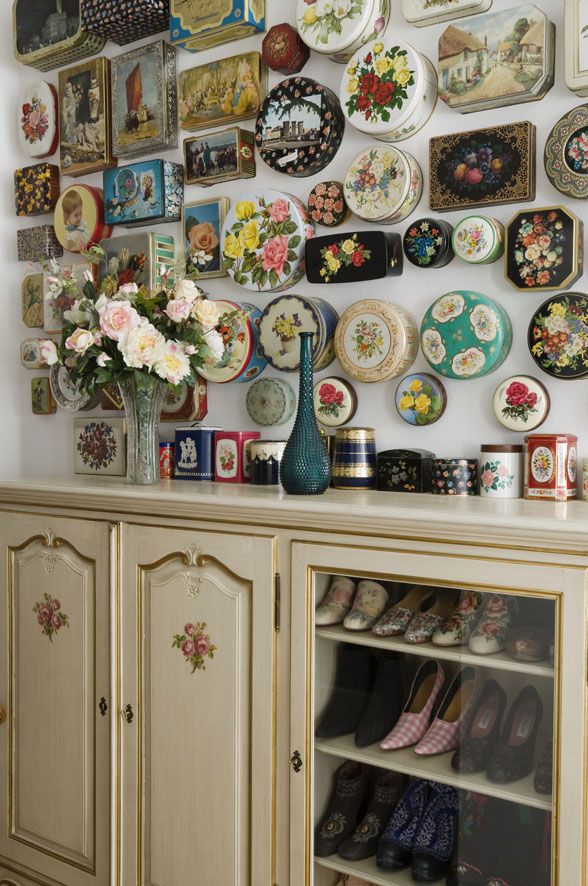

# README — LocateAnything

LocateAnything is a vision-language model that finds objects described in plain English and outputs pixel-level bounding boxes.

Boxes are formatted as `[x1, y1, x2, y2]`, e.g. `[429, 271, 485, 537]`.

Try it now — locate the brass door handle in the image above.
[0, 706, 6, 725]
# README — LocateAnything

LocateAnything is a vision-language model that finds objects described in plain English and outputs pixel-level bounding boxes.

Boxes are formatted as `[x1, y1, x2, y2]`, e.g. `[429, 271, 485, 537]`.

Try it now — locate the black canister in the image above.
[432, 458, 478, 495]
[250, 440, 287, 486]
[403, 218, 454, 269]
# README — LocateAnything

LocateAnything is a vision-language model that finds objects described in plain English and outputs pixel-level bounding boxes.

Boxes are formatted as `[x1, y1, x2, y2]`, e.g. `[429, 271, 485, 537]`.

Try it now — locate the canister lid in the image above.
[344, 145, 412, 222]
[481, 444, 524, 453]
[296, 0, 378, 55]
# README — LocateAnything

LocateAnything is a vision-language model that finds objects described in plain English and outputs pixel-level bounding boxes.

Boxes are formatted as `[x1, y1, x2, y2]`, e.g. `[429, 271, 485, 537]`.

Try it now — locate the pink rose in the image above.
[485, 595, 507, 615]
[98, 300, 141, 342]
[40, 339, 58, 366]
[184, 623, 195, 636]
[182, 639, 195, 657]
[262, 235, 289, 276]
[165, 297, 193, 323]
[374, 16, 385, 33]
[306, 226, 315, 240]
[465, 168, 483, 185]
[482, 469, 494, 487]
[195, 636, 210, 656]
[39, 606, 51, 624]
[51, 615, 62, 629]
[268, 198, 290, 223]
[497, 465, 508, 478]
[51, 599, 61, 611]
[65, 327, 96, 355]
[37, 614, 45, 625]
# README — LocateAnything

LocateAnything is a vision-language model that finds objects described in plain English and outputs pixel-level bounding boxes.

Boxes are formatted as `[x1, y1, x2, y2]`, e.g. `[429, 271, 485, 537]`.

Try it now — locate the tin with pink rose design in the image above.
[213, 431, 261, 484]
[479, 444, 523, 499]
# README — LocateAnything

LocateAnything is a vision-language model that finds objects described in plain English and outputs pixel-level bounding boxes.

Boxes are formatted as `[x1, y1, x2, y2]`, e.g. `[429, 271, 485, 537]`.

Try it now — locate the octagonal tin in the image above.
[505, 206, 583, 292]
[296, 0, 390, 64]
[258, 294, 339, 372]
[528, 292, 588, 379]
[544, 104, 588, 199]
[18, 81, 58, 159]
[198, 300, 267, 384]
[262, 23, 309, 74]
[335, 299, 418, 383]
[421, 290, 512, 379]
[344, 145, 422, 223]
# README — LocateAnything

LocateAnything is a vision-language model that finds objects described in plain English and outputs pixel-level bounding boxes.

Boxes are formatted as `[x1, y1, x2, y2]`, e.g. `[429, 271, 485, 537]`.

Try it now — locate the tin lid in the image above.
[481, 444, 524, 453]
[198, 300, 265, 384]
[395, 373, 447, 425]
[18, 81, 58, 159]
[434, 457, 478, 465]
[403, 218, 454, 268]
[246, 377, 297, 426]
[308, 181, 349, 226]
[313, 376, 358, 428]
[492, 375, 550, 432]
[379, 448, 435, 458]
[259, 294, 332, 372]
[176, 425, 222, 432]
[452, 215, 501, 264]
[344, 145, 412, 222]
[524, 434, 577, 443]
[403, 0, 491, 24]
[335, 426, 376, 439]
[528, 293, 588, 379]
[296, 0, 378, 55]
[335, 298, 418, 382]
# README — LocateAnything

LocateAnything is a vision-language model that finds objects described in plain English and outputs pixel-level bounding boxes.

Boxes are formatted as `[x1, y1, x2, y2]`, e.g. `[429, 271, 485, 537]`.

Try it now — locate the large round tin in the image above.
[198, 300, 267, 384]
[545, 104, 588, 200]
[331, 426, 377, 490]
[527, 293, 588, 380]
[335, 299, 418, 383]
[308, 181, 350, 227]
[255, 77, 345, 177]
[421, 291, 512, 380]
[395, 373, 447, 426]
[313, 376, 358, 428]
[452, 215, 504, 265]
[341, 39, 437, 142]
[403, 218, 454, 268]
[493, 375, 551, 433]
[19, 81, 59, 159]
[296, 0, 390, 64]
[259, 294, 338, 372]
[221, 190, 314, 292]
[54, 185, 112, 254]
[344, 145, 422, 224]
[246, 378, 297, 426]
[49, 365, 99, 412]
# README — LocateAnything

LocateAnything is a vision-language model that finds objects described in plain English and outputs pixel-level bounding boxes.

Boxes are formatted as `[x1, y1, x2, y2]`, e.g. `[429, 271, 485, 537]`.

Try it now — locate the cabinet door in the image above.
[0, 514, 111, 886]
[119, 525, 276, 886]
[289, 541, 587, 886]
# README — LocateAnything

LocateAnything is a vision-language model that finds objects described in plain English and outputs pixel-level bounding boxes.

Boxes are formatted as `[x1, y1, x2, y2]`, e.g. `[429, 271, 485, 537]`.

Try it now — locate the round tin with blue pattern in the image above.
[331, 426, 377, 490]
[198, 300, 266, 384]
[258, 294, 339, 372]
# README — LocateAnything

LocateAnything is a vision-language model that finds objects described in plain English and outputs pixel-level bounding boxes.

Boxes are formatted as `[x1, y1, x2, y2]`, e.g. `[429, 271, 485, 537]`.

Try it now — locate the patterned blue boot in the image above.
[411, 782, 459, 882]
[376, 777, 432, 871]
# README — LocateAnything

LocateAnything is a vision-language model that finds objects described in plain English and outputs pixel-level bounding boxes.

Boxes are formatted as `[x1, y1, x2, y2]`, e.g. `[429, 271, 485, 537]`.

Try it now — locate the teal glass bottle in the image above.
[280, 331, 332, 495]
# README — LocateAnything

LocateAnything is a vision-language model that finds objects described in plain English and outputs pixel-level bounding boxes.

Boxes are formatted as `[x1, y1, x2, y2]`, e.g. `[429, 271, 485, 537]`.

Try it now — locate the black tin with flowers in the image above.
[432, 458, 479, 495]
[306, 231, 402, 284]
[377, 449, 435, 494]
[403, 217, 454, 269]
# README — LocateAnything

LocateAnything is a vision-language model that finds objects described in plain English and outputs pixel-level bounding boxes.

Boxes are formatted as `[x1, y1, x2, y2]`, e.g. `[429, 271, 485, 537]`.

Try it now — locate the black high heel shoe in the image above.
[451, 679, 506, 773]
[486, 685, 543, 784]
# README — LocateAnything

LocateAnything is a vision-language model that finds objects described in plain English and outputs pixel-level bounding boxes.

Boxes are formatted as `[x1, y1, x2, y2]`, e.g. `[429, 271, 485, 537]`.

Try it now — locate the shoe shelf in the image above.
[315, 626, 554, 680]
[315, 855, 416, 886]
[314, 735, 552, 813]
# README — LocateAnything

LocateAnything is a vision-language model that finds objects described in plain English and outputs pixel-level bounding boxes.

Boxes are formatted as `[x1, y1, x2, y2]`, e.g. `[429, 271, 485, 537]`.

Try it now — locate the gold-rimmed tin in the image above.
[331, 426, 377, 490]
[13, 0, 105, 72]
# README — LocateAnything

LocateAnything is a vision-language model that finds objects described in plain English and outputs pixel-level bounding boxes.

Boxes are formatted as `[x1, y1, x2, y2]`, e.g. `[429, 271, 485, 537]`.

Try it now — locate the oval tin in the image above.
[19, 81, 59, 159]
[54, 184, 112, 253]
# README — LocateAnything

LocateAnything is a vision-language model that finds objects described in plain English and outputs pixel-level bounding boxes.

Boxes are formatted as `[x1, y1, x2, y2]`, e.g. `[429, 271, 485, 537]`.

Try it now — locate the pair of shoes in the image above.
[315, 576, 390, 632]
[380, 660, 480, 757]
[433, 593, 517, 654]
[376, 777, 459, 882]
[431, 590, 483, 646]
[315, 643, 404, 747]
[372, 585, 459, 644]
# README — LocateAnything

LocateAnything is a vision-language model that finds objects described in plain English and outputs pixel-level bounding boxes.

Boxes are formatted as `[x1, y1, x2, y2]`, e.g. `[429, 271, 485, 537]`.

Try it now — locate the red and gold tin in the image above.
[524, 433, 577, 501]
[159, 443, 175, 480]
[262, 23, 309, 74]
[214, 431, 261, 484]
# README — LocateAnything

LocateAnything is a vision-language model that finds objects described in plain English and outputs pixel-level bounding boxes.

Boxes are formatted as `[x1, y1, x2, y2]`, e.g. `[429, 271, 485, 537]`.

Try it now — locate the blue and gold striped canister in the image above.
[331, 427, 377, 490]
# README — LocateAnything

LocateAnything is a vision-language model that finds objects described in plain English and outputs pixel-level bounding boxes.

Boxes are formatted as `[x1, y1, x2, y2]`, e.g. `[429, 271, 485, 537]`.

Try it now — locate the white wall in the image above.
[2, 0, 585, 479]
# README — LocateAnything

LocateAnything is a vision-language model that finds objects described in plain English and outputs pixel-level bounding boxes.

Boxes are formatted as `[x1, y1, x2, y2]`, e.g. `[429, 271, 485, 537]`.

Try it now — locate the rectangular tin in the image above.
[306, 232, 403, 284]
[58, 56, 117, 178]
[31, 377, 56, 415]
[524, 434, 578, 501]
[174, 425, 221, 481]
[13, 0, 105, 72]
[403, 0, 491, 27]
[214, 431, 260, 483]
[14, 163, 60, 216]
[21, 273, 44, 328]
[566, 0, 588, 95]
[17, 225, 63, 262]
[103, 159, 184, 227]
[178, 51, 265, 132]
[100, 232, 175, 291]
[82, 0, 170, 47]
[170, 0, 265, 52]
[377, 448, 435, 493]
[184, 127, 256, 187]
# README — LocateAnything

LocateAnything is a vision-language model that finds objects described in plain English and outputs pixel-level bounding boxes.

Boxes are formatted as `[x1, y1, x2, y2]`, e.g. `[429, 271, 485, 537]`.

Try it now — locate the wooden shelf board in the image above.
[315, 855, 417, 886]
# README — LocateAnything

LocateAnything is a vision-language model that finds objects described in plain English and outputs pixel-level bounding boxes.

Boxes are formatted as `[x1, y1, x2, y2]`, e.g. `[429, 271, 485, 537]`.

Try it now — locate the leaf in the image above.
[269, 269, 279, 289]
[283, 221, 298, 235]
[289, 235, 301, 248]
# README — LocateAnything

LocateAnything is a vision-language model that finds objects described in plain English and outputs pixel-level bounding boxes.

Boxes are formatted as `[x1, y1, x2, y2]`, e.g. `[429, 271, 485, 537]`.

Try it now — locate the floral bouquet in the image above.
[345, 42, 415, 124]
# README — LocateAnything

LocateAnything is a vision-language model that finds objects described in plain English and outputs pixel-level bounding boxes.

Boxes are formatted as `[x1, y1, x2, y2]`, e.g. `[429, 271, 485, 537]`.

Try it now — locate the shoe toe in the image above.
[412, 851, 450, 882]
[376, 843, 411, 870]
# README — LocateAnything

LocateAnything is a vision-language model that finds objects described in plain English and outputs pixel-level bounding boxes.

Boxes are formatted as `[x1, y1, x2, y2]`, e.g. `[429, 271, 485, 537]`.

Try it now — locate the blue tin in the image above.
[174, 425, 221, 481]
[103, 160, 183, 228]
[331, 427, 377, 490]
[170, 0, 265, 52]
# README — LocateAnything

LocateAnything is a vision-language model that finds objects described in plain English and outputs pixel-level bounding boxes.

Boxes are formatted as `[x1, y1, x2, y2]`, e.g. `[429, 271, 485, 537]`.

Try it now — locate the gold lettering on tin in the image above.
[173, 0, 234, 33]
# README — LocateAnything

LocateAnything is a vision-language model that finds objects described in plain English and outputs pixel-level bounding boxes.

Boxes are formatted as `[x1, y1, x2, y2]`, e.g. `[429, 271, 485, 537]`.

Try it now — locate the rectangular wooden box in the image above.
[178, 51, 265, 132]
[184, 127, 256, 187]
[377, 449, 435, 493]
[17, 225, 63, 262]
[82, 0, 170, 46]
[100, 232, 175, 291]
[103, 159, 184, 227]
[170, 0, 265, 52]
[14, 163, 59, 216]
[13, 0, 105, 72]
[58, 56, 117, 178]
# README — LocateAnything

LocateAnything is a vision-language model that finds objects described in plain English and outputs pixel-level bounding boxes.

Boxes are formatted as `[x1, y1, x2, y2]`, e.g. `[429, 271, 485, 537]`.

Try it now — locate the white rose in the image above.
[40, 339, 58, 366]
[65, 327, 96, 355]
[154, 342, 191, 386]
[203, 328, 225, 363]
[119, 321, 165, 369]
[174, 278, 201, 303]
[96, 352, 111, 367]
[192, 298, 220, 329]
[118, 282, 139, 299]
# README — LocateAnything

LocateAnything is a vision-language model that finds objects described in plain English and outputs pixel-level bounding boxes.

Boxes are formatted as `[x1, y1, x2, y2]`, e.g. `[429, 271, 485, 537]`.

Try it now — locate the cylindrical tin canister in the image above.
[452, 215, 504, 265]
[259, 294, 339, 373]
[331, 427, 377, 490]
[159, 443, 174, 479]
[250, 440, 287, 485]
[344, 145, 422, 224]
[403, 217, 454, 268]
[479, 444, 523, 499]
[432, 458, 478, 495]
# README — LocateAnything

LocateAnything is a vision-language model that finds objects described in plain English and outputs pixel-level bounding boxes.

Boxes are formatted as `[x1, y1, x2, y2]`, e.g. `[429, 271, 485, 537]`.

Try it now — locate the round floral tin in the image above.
[395, 373, 447, 426]
[432, 458, 478, 496]
[479, 445, 523, 499]
[221, 190, 314, 292]
[246, 378, 297, 426]
[198, 300, 267, 384]
[544, 104, 588, 200]
[493, 376, 551, 433]
[344, 145, 423, 224]
[313, 376, 358, 428]
[403, 218, 454, 268]
[527, 293, 588, 379]
[308, 181, 349, 226]
[421, 291, 512, 380]
[49, 365, 99, 412]
[452, 215, 504, 265]
[296, 0, 390, 64]
[335, 299, 418, 383]
[255, 77, 344, 178]
[54, 185, 112, 254]
[505, 206, 583, 292]
[258, 294, 339, 372]
[19, 81, 58, 159]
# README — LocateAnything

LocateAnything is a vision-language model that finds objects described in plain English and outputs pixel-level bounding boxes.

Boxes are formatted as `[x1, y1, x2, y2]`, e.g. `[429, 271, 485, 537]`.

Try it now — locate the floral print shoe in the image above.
[372, 585, 435, 638]
[411, 783, 460, 882]
[432, 591, 484, 647]
[344, 580, 389, 632]
[314, 760, 370, 857]
[404, 589, 459, 644]
[338, 771, 405, 861]
[315, 576, 357, 627]
[376, 777, 433, 871]
[469, 594, 517, 656]
[380, 660, 445, 751]
[414, 666, 481, 757]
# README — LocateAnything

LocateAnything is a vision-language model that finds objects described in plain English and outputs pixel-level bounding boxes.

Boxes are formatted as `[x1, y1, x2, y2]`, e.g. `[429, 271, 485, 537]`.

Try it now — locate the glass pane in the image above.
[312, 574, 556, 886]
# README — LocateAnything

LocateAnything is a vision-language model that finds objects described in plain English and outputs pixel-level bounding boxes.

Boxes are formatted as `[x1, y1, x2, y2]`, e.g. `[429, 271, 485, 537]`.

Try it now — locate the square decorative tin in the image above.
[170, 0, 265, 52]
[505, 206, 583, 292]
[524, 433, 577, 501]
[13, 0, 105, 72]
[214, 430, 260, 483]
[305, 232, 402, 284]
[429, 122, 536, 212]
[111, 40, 178, 158]
[74, 417, 126, 476]
[82, 0, 170, 46]
[178, 51, 265, 132]
[14, 163, 59, 216]
[402, 0, 491, 28]
[43, 263, 92, 334]
[21, 273, 44, 328]
[565, 0, 588, 95]
[31, 377, 56, 415]
[100, 232, 175, 291]
[184, 127, 256, 187]
[58, 57, 117, 178]
[103, 160, 183, 227]
[183, 197, 229, 280]
[160, 379, 208, 422]
[17, 225, 63, 262]
[377, 449, 435, 493]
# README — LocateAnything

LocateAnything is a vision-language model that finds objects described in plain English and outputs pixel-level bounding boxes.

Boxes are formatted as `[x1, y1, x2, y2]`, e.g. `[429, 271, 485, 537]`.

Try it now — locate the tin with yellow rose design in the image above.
[221, 189, 314, 292]
[395, 373, 447, 425]
[14, 162, 60, 217]
[183, 196, 228, 281]
[296, 0, 390, 63]
[306, 230, 402, 284]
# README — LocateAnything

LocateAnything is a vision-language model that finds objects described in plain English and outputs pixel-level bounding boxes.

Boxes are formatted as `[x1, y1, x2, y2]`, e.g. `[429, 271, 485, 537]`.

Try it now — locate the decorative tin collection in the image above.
[331, 427, 377, 490]
[31, 377, 56, 415]
[54, 184, 112, 253]
[528, 293, 588, 380]
[452, 215, 504, 264]
[308, 181, 349, 227]
[17, 224, 62, 261]
[103, 160, 183, 227]
[174, 425, 220, 481]
[170, 0, 265, 52]
[344, 145, 423, 223]
[524, 434, 578, 501]
[246, 378, 296, 427]
[296, 0, 390, 63]
[377, 448, 435, 493]
[335, 299, 418, 383]
[262, 23, 309, 74]
[258, 294, 338, 372]
[14, 162, 59, 216]
[403, 218, 454, 268]
[493, 376, 550, 433]
[432, 458, 479, 495]
[58, 57, 116, 177]
[179, 51, 264, 132]
[402, 0, 491, 28]
[479, 444, 523, 499]
[249, 439, 287, 485]
[13, 0, 105, 72]
[214, 430, 260, 483]
[184, 127, 256, 187]
[421, 291, 512, 379]
[21, 274, 44, 328]
[199, 300, 266, 384]
[437, 6, 555, 114]
[305, 231, 402, 284]
[81, 0, 170, 46]
[73, 417, 126, 475]
[395, 373, 447, 426]
[505, 207, 583, 292]
[18, 81, 58, 158]
[313, 377, 358, 428]
[100, 232, 175, 290]
[544, 105, 588, 200]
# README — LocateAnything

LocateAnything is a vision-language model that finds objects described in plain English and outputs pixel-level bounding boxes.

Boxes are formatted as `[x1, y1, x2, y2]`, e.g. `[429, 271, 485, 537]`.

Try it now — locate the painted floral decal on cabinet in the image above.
[33, 593, 69, 641]
[173, 622, 217, 673]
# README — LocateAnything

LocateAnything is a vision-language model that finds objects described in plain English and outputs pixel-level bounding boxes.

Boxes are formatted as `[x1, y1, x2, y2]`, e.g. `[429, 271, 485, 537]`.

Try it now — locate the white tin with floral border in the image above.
[344, 145, 423, 223]
[296, 0, 390, 64]
[334, 298, 419, 382]
[341, 39, 438, 142]
[402, 0, 491, 28]
[452, 215, 504, 264]
[479, 444, 523, 499]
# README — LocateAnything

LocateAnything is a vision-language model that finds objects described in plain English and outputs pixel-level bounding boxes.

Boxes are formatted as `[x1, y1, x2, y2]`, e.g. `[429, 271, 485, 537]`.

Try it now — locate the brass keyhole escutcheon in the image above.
[290, 750, 303, 773]
[98, 698, 108, 717]
[123, 704, 134, 724]
[0, 706, 6, 726]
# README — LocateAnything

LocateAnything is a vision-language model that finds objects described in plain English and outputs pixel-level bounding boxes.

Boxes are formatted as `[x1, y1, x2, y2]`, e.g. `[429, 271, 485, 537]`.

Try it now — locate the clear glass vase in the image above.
[118, 373, 165, 485]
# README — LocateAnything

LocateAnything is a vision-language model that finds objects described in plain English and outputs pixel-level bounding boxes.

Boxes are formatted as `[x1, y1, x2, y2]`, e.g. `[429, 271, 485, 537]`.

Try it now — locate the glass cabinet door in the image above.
[289, 542, 587, 886]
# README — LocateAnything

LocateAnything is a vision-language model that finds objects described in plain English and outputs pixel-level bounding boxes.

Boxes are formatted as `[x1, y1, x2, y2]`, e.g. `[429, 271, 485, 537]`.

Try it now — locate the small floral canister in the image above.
[583, 458, 588, 501]
[524, 434, 577, 502]
[403, 217, 454, 268]
[331, 427, 377, 490]
[452, 215, 504, 265]
[18, 81, 59, 159]
[432, 458, 479, 495]
[313, 376, 358, 428]
[341, 38, 437, 142]
[296, 0, 390, 64]
[214, 431, 261, 483]
[479, 444, 523, 499]
[308, 181, 349, 227]
[344, 145, 422, 224]
[246, 378, 297, 426]
[250, 440, 288, 485]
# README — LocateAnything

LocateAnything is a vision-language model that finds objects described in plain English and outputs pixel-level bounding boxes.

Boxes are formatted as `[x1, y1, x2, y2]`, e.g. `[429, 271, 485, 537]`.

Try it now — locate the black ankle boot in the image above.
[354, 650, 403, 747]
[314, 760, 370, 857]
[315, 643, 375, 739]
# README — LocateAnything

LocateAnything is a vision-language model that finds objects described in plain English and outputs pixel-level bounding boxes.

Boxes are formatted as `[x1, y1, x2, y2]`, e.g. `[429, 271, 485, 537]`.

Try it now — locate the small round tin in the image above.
[528, 293, 588, 380]
[54, 184, 112, 253]
[255, 77, 345, 178]
[432, 458, 478, 495]
[479, 444, 523, 499]
[421, 291, 512, 380]
[313, 377, 358, 428]
[296, 0, 390, 64]
[246, 378, 297, 426]
[452, 215, 504, 265]
[395, 373, 447, 426]
[259, 294, 339, 373]
[505, 206, 583, 292]
[250, 440, 287, 485]
[341, 39, 437, 142]
[544, 104, 588, 200]
[19, 81, 59, 159]
[344, 145, 422, 224]
[221, 190, 314, 292]
[50, 365, 99, 412]
[335, 299, 418, 383]
[493, 376, 551, 433]
[331, 427, 377, 490]
[403, 218, 454, 268]
[262, 23, 310, 74]
[308, 181, 349, 227]
[198, 300, 267, 384]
